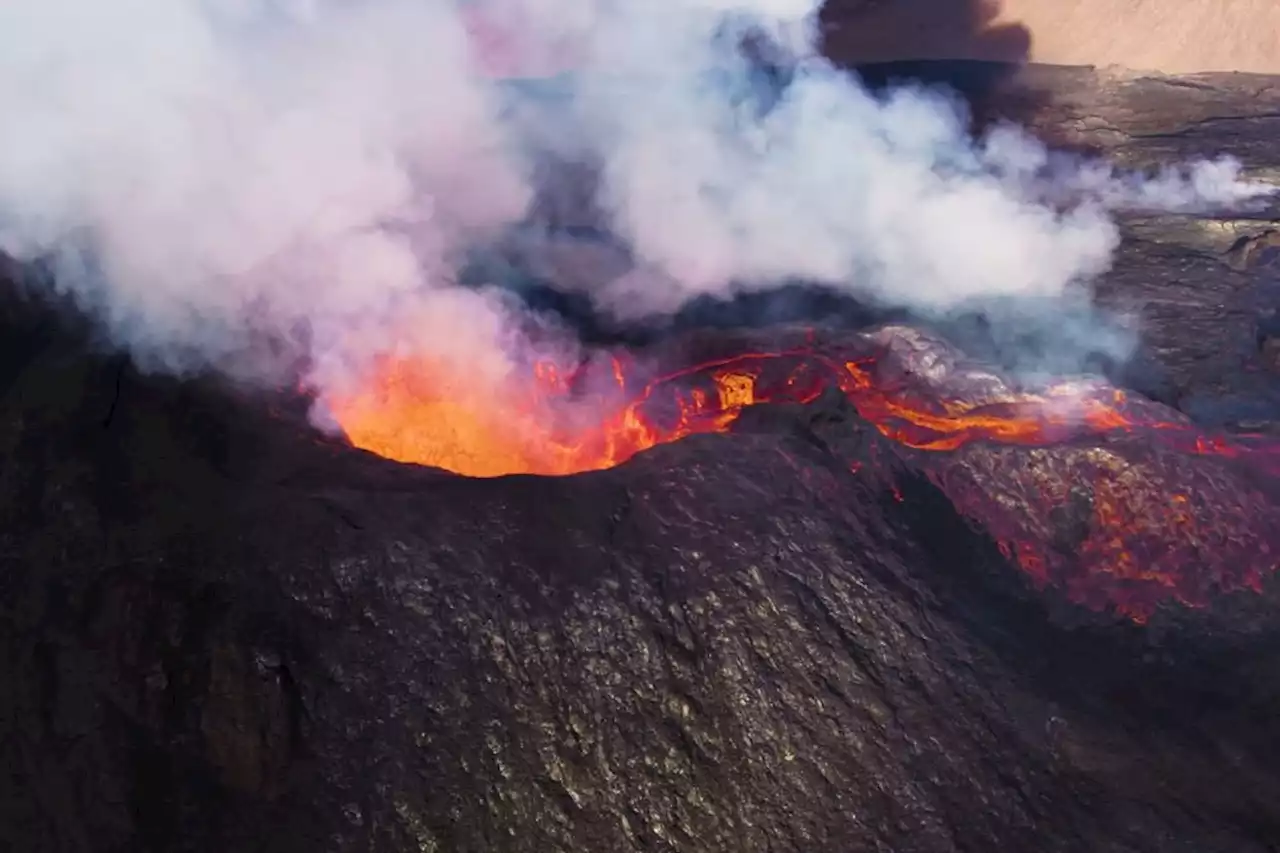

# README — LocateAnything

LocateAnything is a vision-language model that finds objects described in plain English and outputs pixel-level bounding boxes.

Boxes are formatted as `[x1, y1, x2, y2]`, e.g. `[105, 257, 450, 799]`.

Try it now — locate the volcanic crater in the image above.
[321, 316, 1280, 623]
[7, 62, 1280, 853]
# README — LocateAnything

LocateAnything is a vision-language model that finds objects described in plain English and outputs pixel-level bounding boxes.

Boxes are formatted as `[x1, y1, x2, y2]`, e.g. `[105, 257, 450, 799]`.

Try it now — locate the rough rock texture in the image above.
[4, 64, 1280, 853]
[1012, 65, 1280, 430]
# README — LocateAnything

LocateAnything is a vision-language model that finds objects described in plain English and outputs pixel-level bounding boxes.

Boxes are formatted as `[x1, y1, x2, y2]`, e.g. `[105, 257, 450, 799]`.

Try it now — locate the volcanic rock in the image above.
[5, 64, 1280, 853]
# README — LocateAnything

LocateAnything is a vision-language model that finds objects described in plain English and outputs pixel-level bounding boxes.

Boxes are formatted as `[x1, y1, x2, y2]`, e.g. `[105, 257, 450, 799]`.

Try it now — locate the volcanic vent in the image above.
[322, 322, 1280, 622]
[328, 325, 1280, 476]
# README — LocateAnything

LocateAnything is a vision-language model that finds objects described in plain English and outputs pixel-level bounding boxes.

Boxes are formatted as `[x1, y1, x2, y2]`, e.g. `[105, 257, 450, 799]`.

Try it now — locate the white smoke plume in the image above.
[0, 0, 1272, 395]
[0, 0, 532, 390]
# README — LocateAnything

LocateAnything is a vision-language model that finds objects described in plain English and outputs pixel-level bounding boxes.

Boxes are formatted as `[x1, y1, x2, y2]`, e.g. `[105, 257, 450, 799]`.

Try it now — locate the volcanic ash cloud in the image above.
[0, 0, 1272, 398]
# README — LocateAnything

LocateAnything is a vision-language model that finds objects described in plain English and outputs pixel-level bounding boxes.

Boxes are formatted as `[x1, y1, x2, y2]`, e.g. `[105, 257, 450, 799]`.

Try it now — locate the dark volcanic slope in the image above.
[5, 308, 1280, 853]
[5, 66, 1280, 853]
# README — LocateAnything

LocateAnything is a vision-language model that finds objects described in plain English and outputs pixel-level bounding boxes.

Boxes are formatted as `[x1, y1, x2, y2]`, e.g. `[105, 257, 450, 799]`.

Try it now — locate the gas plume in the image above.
[0, 0, 1272, 400]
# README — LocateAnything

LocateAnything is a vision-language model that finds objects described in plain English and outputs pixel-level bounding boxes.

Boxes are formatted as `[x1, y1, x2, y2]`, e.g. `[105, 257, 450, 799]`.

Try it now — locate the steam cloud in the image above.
[0, 0, 1273, 397]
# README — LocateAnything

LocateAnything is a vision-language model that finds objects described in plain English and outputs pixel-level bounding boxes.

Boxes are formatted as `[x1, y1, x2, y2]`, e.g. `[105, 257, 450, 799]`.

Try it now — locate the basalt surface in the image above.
[4, 64, 1280, 853]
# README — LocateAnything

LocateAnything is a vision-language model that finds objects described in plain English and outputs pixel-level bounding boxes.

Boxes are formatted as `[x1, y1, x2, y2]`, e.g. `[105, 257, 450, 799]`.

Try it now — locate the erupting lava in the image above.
[327, 350, 796, 478]
[326, 338, 1280, 621]
[327, 341, 1280, 477]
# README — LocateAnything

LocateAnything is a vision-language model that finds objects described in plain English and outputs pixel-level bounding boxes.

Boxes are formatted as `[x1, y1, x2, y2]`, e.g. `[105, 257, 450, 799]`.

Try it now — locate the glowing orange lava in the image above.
[329, 350, 812, 477]
[325, 344, 1280, 621]
[327, 346, 1280, 477]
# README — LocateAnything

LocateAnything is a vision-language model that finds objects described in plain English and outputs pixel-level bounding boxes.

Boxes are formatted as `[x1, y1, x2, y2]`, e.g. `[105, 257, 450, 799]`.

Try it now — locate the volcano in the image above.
[6, 62, 1280, 853]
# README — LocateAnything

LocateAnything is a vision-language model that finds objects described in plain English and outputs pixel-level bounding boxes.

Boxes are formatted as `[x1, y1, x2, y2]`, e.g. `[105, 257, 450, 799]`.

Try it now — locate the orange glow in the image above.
[326, 344, 1280, 620]
[328, 346, 1280, 477]
[330, 350, 815, 477]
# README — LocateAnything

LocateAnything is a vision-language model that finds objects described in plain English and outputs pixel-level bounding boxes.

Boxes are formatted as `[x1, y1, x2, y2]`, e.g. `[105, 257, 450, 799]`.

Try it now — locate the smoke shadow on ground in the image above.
[819, 0, 1032, 67]
[819, 0, 1052, 133]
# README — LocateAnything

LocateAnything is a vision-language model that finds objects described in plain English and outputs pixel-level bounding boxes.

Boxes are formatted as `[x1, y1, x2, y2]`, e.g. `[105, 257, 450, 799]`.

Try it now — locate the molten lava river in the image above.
[325, 337, 1280, 621]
